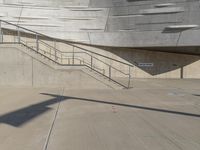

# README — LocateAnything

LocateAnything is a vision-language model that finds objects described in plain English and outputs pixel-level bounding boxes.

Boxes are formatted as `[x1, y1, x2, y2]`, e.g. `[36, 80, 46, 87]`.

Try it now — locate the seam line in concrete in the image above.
[43, 88, 65, 150]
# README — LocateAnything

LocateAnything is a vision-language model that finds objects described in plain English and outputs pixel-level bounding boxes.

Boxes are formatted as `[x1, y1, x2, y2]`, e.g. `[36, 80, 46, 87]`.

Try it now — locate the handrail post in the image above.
[17, 27, 20, 43]
[72, 46, 74, 65]
[36, 34, 39, 52]
[55, 50, 57, 61]
[0, 21, 2, 43]
[54, 41, 57, 62]
[50, 48, 51, 58]
[91, 56, 93, 70]
[127, 66, 131, 88]
[109, 66, 111, 81]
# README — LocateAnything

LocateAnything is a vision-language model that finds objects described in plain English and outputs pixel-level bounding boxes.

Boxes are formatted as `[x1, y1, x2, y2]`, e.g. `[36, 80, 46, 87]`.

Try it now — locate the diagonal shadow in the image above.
[0, 93, 200, 127]
[0, 96, 66, 127]
[193, 94, 200, 97]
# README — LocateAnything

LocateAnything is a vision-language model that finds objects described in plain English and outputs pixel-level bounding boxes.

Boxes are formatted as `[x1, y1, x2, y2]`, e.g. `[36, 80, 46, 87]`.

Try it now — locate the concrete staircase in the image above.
[0, 19, 132, 89]
[0, 44, 123, 89]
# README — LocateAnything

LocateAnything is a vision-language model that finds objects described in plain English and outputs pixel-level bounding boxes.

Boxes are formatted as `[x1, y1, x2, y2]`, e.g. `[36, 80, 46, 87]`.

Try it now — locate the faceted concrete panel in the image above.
[0, 0, 200, 49]
[89, 31, 180, 47]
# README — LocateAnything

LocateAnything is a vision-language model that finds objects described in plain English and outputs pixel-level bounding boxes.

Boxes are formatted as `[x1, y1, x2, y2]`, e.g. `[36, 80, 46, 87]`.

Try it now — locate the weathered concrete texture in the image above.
[0, 0, 200, 49]
[0, 79, 200, 150]
[0, 46, 111, 89]
[88, 30, 200, 47]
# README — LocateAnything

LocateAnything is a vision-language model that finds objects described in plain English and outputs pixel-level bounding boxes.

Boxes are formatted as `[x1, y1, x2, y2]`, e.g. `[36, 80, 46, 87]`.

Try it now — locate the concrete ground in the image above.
[0, 79, 200, 150]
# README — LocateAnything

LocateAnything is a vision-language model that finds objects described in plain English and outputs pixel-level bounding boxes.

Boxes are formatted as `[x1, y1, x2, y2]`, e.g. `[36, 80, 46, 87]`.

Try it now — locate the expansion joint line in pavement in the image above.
[43, 88, 65, 150]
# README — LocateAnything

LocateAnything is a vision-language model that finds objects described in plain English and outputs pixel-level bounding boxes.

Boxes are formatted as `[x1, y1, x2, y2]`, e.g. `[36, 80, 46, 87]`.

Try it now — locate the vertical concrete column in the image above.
[180, 66, 184, 79]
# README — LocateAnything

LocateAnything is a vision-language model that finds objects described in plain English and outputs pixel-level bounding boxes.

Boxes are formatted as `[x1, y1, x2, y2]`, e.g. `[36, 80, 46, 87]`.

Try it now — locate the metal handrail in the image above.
[0, 19, 133, 68]
[1, 19, 132, 67]
[37, 41, 131, 76]
[39, 38, 133, 67]
[0, 19, 132, 88]
[20, 42, 62, 65]
[38, 36, 131, 76]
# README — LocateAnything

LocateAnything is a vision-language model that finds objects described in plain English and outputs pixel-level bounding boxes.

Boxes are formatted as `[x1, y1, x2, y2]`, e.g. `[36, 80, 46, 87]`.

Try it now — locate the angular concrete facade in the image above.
[0, 3, 200, 149]
[0, 0, 199, 80]
[0, 0, 200, 51]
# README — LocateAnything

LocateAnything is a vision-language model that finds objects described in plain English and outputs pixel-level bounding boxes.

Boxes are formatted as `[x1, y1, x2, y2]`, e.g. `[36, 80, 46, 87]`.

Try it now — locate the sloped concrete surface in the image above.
[0, 79, 200, 150]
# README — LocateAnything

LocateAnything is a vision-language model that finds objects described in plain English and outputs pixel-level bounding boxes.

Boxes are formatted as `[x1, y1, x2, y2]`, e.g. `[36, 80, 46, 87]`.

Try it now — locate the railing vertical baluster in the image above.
[91, 56, 93, 70]
[54, 41, 57, 61]
[109, 66, 111, 81]
[17, 27, 20, 43]
[72, 46, 75, 65]
[36, 34, 39, 52]
[127, 66, 131, 88]
[55, 50, 57, 61]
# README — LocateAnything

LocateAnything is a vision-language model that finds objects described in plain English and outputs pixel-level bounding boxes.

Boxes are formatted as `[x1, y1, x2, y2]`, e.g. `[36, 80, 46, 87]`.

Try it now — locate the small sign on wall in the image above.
[138, 63, 154, 67]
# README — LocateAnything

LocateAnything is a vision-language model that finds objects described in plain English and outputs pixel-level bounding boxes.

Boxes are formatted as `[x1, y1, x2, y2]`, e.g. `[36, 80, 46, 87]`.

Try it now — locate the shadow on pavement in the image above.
[0, 93, 200, 127]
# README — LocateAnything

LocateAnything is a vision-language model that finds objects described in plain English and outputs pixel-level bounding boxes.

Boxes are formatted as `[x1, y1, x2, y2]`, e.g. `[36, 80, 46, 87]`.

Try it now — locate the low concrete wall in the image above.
[0, 46, 110, 89]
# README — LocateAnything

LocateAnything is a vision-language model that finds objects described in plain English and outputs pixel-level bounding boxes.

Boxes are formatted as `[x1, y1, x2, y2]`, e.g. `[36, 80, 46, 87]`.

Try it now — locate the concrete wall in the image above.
[0, 46, 110, 89]
[0, 39, 199, 80]
[72, 44, 200, 79]
[16, 37, 199, 79]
